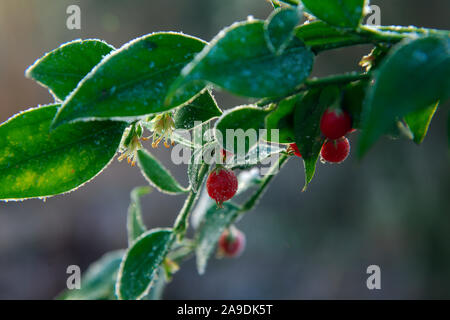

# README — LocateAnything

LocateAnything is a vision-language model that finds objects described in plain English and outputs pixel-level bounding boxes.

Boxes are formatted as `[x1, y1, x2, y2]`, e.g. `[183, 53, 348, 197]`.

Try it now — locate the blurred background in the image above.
[0, 0, 449, 299]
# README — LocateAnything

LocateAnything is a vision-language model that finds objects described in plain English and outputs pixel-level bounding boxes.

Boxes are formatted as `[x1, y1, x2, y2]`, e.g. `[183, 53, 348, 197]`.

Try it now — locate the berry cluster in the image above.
[205, 155, 244, 259]
[319, 109, 352, 163]
[288, 108, 353, 164]
[206, 110, 353, 259]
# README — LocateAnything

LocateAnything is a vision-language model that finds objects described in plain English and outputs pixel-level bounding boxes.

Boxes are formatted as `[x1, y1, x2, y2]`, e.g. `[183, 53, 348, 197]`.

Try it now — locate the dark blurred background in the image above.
[0, 0, 449, 299]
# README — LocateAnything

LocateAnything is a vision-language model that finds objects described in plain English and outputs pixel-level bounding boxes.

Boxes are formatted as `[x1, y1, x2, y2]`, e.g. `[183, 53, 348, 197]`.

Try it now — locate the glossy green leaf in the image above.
[127, 186, 151, 246]
[215, 105, 270, 155]
[405, 102, 439, 144]
[168, 20, 314, 99]
[230, 142, 284, 170]
[173, 90, 222, 130]
[142, 268, 166, 300]
[265, 94, 300, 143]
[294, 87, 338, 189]
[195, 202, 240, 274]
[116, 228, 173, 300]
[58, 250, 124, 300]
[301, 0, 366, 29]
[137, 149, 188, 194]
[359, 37, 450, 157]
[52, 33, 207, 127]
[265, 7, 302, 54]
[295, 21, 365, 52]
[384, 121, 414, 141]
[26, 39, 114, 101]
[0, 104, 126, 200]
[342, 80, 369, 129]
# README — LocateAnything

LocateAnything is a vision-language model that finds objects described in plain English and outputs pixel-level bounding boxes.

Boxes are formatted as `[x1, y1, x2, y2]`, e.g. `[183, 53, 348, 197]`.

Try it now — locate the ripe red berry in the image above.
[320, 109, 352, 139]
[218, 227, 246, 258]
[288, 143, 302, 157]
[320, 137, 350, 163]
[206, 167, 238, 207]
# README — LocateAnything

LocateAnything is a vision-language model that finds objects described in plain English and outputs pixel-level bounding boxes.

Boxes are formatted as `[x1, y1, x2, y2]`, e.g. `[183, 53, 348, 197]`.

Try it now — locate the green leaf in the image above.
[26, 39, 114, 101]
[230, 142, 284, 170]
[295, 20, 364, 52]
[0, 104, 126, 200]
[173, 90, 222, 130]
[127, 186, 151, 246]
[137, 149, 188, 194]
[215, 105, 270, 155]
[405, 102, 439, 144]
[142, 268, 166, 300]
[168, 20, 314, 99]
[58, 250, 124, 300]
[301, 0, 366, 29]
[265, 95, 299, 143]
[52, 33, 207, 127]
[384, 121, 414, 141]
[116, 228, 173, 300]
[265, 7, 302, 54]
[195, 203, 240, 274]
[293, 87, 338, 189]
[342, 80, 369, 129]
[359, 37, 450, 157]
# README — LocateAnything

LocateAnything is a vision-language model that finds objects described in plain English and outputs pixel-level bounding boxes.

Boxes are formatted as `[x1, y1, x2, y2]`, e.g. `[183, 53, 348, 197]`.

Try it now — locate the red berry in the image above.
[218, 227, 246, 258]
[206, 167, 238, 207]
[320, 137, 350, 163]
[288, 143, 302, 157]
[320, 109, 352, 139]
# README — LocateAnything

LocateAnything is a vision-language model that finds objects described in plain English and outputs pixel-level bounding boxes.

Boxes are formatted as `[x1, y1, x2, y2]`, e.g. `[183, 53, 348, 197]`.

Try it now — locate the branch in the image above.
[257, 72, 370, 106]
[173, 163, 209, 240]
[240, 153, 290, 212]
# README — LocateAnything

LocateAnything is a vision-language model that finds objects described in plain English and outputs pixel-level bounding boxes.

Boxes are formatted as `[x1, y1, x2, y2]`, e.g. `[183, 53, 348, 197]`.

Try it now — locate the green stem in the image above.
[240, 153, 289, 212]
[310, 24, 450, 53]
[305, 72, 370, 87]
[277, 0, 299, 6]
[173, 163, 209, 240]
[257, 72, 370, 106]
[360, 25, 450, 40]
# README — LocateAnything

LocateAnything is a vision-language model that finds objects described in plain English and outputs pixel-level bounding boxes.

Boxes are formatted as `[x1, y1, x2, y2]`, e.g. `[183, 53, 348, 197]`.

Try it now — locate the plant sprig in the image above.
[1, 0, 448, 300]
